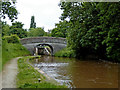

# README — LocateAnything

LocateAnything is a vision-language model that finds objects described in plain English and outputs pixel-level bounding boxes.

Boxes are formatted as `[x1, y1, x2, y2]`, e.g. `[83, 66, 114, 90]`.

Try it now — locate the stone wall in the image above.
[20, 37, 66, 45]
[20, 37, 67, 55]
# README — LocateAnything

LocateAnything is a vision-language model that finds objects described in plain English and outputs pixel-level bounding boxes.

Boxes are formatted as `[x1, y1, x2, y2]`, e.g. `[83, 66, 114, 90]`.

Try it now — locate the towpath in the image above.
[0, 57, 21, 89]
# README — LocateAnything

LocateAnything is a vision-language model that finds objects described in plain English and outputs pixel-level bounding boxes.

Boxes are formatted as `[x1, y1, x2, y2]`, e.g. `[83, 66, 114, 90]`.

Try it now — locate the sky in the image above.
[7, 0, 63, 32]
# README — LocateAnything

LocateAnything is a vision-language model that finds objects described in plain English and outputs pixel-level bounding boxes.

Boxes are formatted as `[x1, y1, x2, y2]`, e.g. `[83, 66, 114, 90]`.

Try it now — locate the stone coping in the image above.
[20, 37, 66, 40]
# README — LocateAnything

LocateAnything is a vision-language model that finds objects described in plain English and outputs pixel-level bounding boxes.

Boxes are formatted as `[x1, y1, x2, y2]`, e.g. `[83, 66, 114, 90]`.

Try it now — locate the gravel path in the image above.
[0, 57, 21, 89]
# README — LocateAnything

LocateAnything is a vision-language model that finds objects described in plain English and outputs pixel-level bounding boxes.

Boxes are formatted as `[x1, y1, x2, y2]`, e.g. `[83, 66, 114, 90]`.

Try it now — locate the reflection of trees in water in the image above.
[32, 56, 118, 88]
[67, 61, 118, 88]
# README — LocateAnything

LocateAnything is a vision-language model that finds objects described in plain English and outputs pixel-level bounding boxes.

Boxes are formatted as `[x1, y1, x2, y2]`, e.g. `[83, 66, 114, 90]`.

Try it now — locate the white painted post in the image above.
[36, 47, 38, 55]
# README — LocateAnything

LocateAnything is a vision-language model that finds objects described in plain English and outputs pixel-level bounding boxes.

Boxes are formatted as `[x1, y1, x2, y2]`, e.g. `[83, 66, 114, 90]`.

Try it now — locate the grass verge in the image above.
[2, 40, 30, 70]
[17, 57, 67, 88]
[55, 47, 76, 58]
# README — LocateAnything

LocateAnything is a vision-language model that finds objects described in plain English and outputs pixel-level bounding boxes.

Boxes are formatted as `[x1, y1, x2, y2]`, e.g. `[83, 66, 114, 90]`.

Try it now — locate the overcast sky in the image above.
[11, 0, 63, 32]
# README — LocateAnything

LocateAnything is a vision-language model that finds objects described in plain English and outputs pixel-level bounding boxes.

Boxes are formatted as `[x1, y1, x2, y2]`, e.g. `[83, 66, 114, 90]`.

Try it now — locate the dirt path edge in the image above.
[0, 57, 21, 89]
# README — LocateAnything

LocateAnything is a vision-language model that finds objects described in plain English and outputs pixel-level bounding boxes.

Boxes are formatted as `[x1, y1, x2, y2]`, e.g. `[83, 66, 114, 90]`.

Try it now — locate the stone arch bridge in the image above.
[20, 37, 67, 55]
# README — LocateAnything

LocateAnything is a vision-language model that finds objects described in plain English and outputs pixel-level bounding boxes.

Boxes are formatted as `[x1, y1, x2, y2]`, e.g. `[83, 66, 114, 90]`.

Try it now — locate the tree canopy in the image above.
[51, 20, 68, 38]
[30, 16, 36, 28]
[1, 0, 18, 22]
[59, 2, 120, 61]
[9, 21, 27, 38]
[28, 27, 45, 37]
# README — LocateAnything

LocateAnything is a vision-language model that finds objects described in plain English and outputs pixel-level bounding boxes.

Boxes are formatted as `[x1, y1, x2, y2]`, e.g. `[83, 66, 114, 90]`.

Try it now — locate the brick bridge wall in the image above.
[20, 37, 67, 55]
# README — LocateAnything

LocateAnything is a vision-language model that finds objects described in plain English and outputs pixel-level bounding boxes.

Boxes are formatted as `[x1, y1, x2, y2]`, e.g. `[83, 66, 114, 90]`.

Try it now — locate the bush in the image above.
[55, 47, 76, 58]
[1, 34, 30, 72]
[3, 35, 20, 43]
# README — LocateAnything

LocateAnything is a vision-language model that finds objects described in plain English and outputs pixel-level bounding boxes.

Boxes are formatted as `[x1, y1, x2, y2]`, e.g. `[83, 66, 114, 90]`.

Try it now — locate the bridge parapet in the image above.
[20, 37, 67, 45]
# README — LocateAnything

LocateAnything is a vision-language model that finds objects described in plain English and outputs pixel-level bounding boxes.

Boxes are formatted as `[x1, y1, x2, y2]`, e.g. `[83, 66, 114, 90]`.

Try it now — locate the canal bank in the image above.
[17, 56, 66, 88]
[27, 56, 61, 85]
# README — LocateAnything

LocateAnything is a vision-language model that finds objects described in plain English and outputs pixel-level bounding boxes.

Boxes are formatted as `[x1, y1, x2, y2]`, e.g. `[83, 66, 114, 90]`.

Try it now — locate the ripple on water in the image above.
[34, 62, 72, 87]
[32, 56, 118, 88]
[35, 62, 69, 67]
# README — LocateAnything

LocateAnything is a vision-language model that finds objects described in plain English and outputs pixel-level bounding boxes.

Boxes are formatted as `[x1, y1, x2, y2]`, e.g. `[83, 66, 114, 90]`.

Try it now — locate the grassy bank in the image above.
[55, 48, 76, 58]
[0, 38, 2, 72]
[17, 57, 66, 88]
[2, 36, 30, 70]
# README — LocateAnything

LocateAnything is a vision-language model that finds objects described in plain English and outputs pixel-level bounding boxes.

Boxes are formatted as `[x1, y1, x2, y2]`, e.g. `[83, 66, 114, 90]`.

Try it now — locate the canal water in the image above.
[30, 55, 118, 88]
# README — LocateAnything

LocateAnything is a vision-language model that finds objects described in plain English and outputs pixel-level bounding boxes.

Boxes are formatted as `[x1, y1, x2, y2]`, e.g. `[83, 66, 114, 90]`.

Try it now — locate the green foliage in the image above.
[44, 32, 48, 36]
[97, 2, 120, 61]
[59, 2, 120, 61]
[30, 16, 36, 28]
[1, 1, 18, 22]
[17, 57, 66, 88]
[51, 20, 68, 38]
[2, 38, 30, 69]
[9, 21, 27, 38]
[28, 27, 45, 37]
[2, 22, 10, 36]
[47, 29, 52, 37]
[2, 35, 20, 43]
[55, 47, 76, 58]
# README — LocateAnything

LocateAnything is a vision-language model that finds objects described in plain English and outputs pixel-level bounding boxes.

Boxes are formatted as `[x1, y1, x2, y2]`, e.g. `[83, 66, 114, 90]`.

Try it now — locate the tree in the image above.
[2, 22, 10, 36]
[9, 21, 27, 38]
[30, 16, 36, 28]
[96, 2, 120, 61]
[51, 20, 68, 38]
[59, 2, 120, 61]
[28, 27, 45, 37]
[1, 0, 18, 22]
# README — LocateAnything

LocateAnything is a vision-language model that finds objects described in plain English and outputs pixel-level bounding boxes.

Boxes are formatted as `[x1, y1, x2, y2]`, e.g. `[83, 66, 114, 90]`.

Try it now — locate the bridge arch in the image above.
[35, 43, 54, 55]
[20, 37, 67, 55]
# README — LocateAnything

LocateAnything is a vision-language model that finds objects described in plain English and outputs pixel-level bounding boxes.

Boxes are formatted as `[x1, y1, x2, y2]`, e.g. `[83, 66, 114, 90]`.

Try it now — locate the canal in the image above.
[30, 55, 118, 88]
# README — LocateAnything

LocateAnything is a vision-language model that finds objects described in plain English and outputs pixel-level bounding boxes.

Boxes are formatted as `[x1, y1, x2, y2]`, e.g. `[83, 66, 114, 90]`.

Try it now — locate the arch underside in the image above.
[35, 44, 54, 55]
